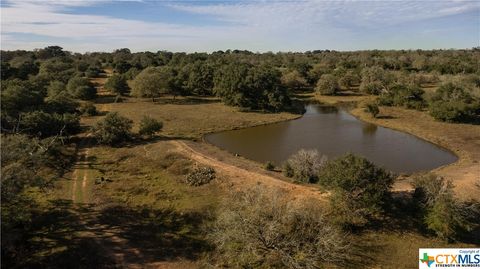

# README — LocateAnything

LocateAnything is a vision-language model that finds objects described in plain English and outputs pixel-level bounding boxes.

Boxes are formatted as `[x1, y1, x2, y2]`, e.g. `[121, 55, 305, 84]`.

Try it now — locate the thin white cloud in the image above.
[1, 0, 478, 52]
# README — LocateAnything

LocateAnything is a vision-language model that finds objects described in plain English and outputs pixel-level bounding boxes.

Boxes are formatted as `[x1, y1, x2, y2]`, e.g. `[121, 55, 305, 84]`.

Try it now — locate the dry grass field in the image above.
[83, 96, 300, 138]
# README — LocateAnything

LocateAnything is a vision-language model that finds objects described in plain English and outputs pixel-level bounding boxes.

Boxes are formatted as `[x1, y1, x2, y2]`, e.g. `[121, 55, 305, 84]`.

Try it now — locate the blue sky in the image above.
[1, 0, 479, 52]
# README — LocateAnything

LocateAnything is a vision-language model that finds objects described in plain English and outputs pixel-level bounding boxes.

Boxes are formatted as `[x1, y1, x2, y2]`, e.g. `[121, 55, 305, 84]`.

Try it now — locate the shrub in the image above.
[104, 74, 129, 96]
[318, 153, 394, 227]
[428, 82, 479, 123]
[19, 111, 80, 137]
[359, 81, 384, 95]
[429, 100, 479, 123]
[71, 85, 97, 100]
[93, 112, 133, 145]
[185, 166, 215, 186]
[284, 149, 327, 183]
[378, 83, 426, 110]
[315, 74, 339, 95]
[210, 186, 350, 268]
[413, 174, 473, 240]
[364, 102, 379, 118]
[138, 116, 163, 137]
[282, 162, 294, 177]
[264, 161, 275, 171]
[79, 102, 97, 116]
[67, 77, 97, 100]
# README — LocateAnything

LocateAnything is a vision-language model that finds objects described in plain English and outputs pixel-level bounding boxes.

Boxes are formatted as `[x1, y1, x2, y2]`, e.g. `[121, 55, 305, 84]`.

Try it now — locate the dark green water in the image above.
[205, 104, 458, 173]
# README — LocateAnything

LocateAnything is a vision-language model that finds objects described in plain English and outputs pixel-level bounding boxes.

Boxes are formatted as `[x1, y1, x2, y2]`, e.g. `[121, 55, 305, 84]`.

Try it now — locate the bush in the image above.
[210, 186, 350, 268]
[67, 77, 96, 100]
[93, 112, 133, 145]
[378, 84, 426, 110]
[264, 161, 275, 171]
[364, 102, 379, 118]
[413, 174, 472, 240]
[79, 102, 97, 116]
[19, 111, 80, 137]
[104, 74, 129, 95]
[429, 100, 479, 123]
[283, 162, 294, 177]
[185, 166, 215, 186]
[318, 153, 394, 227]
[284, 149, 326, 183]
[71, 85, 97, 100]
[315, 74, 339, 95]
[138, 116, 163, 137]
[360, 81, 384, 95]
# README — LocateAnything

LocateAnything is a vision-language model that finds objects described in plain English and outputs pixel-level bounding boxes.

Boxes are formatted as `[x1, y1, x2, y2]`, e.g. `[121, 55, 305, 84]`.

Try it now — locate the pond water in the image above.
[205, 104, 458, 173]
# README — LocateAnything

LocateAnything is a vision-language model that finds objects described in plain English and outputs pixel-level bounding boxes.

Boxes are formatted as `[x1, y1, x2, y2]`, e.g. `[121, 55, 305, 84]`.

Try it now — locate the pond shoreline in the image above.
[314, 94, 480, 201]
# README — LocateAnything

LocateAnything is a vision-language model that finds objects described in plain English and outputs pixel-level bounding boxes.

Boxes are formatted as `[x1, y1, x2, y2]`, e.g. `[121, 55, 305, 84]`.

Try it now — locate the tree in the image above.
[359, 66, 392, 94]
[104, 74, 130, 95]
[428, 83, 479, 123]
[211, 186, 350, 268]
[378, 83, 426, 110]
[315, 74, 339, 95]
[93, 112, 133, 145]
[66, 77, 97, 100]
[1, 84, 44, 117]
[213, 63, 291, 111]
[338, 70, 359, 90]
[131, 66, 174, 101]
[181, 61, 214, 96]
[284, 149, 327, 183]
[318, 153, 394, 227]
[413, 174, 472, 240]
[281, 70, 309, 90]
[138, 116, 163, 137]
[19, 111, 80, 137]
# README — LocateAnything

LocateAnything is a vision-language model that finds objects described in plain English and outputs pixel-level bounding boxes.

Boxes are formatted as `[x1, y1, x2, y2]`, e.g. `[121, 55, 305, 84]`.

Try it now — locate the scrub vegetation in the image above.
[1, 46, 479, 268]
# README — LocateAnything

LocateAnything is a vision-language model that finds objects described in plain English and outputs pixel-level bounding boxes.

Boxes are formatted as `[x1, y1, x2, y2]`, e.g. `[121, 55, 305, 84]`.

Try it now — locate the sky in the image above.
[1, 0, 479, 53]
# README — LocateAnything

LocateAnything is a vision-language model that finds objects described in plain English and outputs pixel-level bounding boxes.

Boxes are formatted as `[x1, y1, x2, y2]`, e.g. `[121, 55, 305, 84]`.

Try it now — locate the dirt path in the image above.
[171, 140, 327, 202]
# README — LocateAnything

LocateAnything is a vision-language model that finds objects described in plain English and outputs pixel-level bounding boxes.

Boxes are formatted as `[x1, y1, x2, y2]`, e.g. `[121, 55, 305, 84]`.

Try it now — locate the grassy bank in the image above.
[83, 96, 300, 139]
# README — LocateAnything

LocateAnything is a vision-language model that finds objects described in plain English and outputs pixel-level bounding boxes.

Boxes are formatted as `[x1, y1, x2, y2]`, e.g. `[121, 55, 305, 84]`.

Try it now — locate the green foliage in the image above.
[93, 112, 133, 145]
[138, 116, 163, 137]
[283, 162, 294, 177]
[37, 58, 75, 83]
[428, 83, 479, 123]
[19, 111, 80, 137]
[315, 74, 339, 95]
[378, 83, 426, 110]
[131, 66, 176, 101]
[180, 61, 214, 96]
[211, 186, 350, 268]
[338, 70, 359, 90]
[264, 161, 275, 171]
[1, 84, 44, 117]
[66, 77, 97, 100]
[213, 63, 291, 111]
[364, 102, 380, 118]
[185, 166, 216, 186]
[413, 174, 472, 240]
[104, 74, 130, 95]
[46, 81, 66, 97]
[281, 70, 309, 90]
[44, 90, 79, 114]
[318, 153, 394, 227]
[79, 102, 97, 116]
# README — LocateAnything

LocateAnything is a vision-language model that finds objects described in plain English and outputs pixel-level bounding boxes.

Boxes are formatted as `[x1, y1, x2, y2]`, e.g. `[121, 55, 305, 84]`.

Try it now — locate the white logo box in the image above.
[419, 248, 480, 269]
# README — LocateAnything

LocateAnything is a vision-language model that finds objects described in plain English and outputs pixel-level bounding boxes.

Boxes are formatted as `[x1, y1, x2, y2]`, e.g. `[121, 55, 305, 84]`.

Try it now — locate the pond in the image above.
[205, 104, 458, 173]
